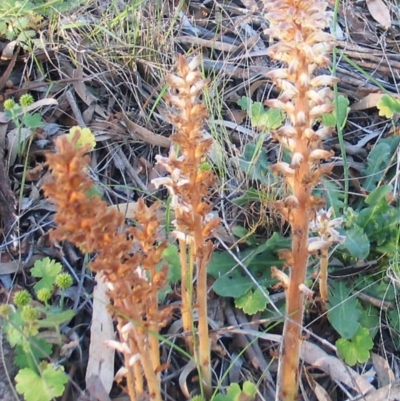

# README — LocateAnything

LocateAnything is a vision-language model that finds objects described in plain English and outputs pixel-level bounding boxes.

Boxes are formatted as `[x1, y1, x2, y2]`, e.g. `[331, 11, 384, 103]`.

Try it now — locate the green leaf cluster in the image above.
[237, 96, 284, 131]
[343, 185, 400, 259]
[208, 233, 289, 313]
[327, 281, 377, 366]
[0, 257, 74, 401]
[0, 0, 82, 45]
[361, 136, 400, 192]
[336, 327, 374, 366]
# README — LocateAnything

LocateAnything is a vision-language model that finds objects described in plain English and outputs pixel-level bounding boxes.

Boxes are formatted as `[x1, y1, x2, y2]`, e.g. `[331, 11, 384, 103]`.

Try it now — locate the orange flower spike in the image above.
[263, 0, 339, 400]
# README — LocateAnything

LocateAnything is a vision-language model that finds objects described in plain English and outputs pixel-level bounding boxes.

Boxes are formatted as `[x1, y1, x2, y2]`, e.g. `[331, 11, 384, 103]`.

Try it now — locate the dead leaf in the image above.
[351, 93, 400, 111]
[305, 369, 333, 401]
[361, 382, 400, 401]
[72, 67, 108, 119]
[371, 352, 395, 388]
[0, 259, 20, 275]
[85, 275, 115, 395]
[0, 114, 11, 123]
[25, 163, 45, 182]
[0, 43, 19, 92]
[120, 112, 171, 148]
[366, 0, 391, 29]
[86, 375, 112, 401]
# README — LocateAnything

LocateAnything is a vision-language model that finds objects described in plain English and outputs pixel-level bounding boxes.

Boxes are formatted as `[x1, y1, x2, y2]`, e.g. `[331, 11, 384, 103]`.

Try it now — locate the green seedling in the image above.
[343, 185, 400, 259]
[237, 96, 284, 179]
[0, 257, 75, 401]
[237, 96, 284, 132]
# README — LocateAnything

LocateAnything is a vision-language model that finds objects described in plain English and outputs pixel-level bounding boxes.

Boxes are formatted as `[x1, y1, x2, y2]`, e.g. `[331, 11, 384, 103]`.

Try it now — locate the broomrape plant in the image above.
[43, 129, 170, 401]
[43, 56, 218, 401]
[263, 0, 344, 400]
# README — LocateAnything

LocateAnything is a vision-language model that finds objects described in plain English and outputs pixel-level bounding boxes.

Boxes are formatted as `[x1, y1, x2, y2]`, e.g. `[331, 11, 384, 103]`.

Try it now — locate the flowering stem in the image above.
[263, 1, 338, 399]
[152, 55, 219, 399]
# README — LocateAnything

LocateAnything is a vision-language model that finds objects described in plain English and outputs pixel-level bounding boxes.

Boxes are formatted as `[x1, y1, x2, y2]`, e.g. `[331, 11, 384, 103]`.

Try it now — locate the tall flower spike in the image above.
[152, 55, 219, 399]
[263, 1, 338, 400]
[44, 129, 170, 401]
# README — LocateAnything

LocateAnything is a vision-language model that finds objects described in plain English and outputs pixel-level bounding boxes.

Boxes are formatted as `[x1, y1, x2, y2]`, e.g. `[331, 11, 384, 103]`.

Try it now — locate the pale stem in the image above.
[196, 251, 212, 399]
[148, 322, 161, 385]
[319, 248, 329, 301]
[135, 331, 162, 401]
[149, 269, 161, 375]
[179, 238, 194, 353]
[125, 354, 137, 401]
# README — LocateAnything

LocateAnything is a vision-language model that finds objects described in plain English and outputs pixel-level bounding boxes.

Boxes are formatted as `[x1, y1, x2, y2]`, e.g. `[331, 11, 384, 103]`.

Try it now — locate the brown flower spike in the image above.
[153, 55, 219, 399]
[43, 130, 169, 401]
[263, 0, 341, 400]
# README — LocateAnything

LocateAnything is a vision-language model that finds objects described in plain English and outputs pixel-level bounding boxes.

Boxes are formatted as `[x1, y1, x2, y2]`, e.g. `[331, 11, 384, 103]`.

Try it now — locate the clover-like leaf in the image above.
[23, 113, 44, 129]
[237, 96, 252, 111]
[213, 381, 256, 401]
[31, 257, 62, 293]
[15, 364, 68, 401]
[235, 288, 268, 314]
[237, 96, 283, 130]
[377, 94, 400, 118]
[336, 327, 373, 366]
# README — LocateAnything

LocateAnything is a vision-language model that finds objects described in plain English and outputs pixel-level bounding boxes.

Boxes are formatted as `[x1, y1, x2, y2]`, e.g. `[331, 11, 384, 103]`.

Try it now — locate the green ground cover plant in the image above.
[0, 257, 74, 401]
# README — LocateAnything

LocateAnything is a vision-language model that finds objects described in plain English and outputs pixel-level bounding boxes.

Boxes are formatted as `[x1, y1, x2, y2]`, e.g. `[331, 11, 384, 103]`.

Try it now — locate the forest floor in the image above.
[1, 0, 400, 400]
